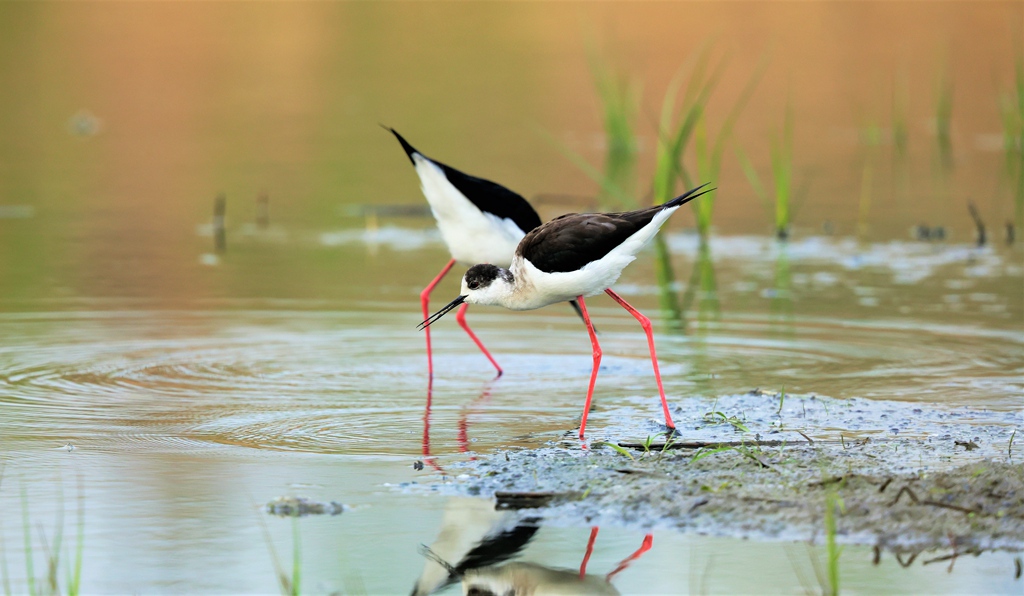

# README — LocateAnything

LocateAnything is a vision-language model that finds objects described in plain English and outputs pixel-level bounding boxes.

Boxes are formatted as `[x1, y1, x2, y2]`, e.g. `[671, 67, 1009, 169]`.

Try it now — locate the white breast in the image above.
[413, 155, 525, 266]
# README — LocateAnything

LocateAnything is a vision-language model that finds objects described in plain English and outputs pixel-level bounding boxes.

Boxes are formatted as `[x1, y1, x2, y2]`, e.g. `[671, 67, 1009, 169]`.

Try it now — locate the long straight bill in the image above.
[418, 295, 466, 330]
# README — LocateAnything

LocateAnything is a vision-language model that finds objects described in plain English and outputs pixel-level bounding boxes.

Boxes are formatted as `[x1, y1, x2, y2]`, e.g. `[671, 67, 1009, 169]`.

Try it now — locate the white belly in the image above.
[414, 156, 524, 266]
[508, 253, 636, 310]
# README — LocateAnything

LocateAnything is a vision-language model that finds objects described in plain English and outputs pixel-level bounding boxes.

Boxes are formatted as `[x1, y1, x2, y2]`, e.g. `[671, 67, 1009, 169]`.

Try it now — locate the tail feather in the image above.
[382, 125, 420, 165]
[663, 183, 715, 209]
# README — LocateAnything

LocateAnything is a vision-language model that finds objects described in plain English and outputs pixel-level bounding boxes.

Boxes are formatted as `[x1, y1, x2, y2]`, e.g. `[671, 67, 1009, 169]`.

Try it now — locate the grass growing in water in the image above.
[737, 99, 797, 240]
[892, 68, 910, 159]
[589, 49, 641, 211]
[1000, 53, 1024, 232]
[258, 510, 303, 595]
[1, 478, 84, 596]
[677, 55, 768, 240]
[934, 60, 954, 171]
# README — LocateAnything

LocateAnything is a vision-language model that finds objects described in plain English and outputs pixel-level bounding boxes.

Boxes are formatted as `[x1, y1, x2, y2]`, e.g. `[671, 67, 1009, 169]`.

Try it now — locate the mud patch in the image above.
[416, 392, 1023, 554]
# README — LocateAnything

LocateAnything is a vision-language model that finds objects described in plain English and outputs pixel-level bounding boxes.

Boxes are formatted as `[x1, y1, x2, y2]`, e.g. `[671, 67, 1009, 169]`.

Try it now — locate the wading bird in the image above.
[420, 184, 713, 439]
[387, 128, 585, 377]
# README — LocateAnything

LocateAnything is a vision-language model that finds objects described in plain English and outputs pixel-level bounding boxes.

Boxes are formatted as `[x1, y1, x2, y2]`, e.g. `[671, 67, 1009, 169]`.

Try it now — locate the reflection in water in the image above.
[769, 242, 795, 335]
[679, 240, 720, 395]
[422, 378, 495, 473]
[411, 498, 538, 596]
[413, 498, 653, 596]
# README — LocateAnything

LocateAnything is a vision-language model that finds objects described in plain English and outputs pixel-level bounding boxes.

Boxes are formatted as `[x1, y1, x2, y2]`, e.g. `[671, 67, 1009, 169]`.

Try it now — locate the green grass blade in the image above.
[290, 519, 301, 596]
[20, 486, 34, 596]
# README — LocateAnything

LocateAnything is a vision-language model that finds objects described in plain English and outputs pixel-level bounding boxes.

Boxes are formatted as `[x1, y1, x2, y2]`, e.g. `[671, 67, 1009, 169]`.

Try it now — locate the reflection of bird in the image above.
[411, 498, 539, 596]
[421, 185, 713, 439]
[461, 561, 620, 596]
[458, 528, 652, 595]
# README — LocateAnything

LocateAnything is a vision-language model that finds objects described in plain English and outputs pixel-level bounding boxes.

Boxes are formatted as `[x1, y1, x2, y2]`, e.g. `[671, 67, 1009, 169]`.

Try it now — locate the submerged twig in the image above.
[887, 486, 982, 515]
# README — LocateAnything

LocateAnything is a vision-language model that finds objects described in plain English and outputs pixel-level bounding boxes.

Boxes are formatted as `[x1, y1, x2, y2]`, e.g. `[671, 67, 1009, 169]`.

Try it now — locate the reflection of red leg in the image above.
[579, 527, 599, 579]
[604, 289, 675, 431]
[605, 534, 653, 581]
[455, 303, 503, 376]
[421, 376, 444, 473]
[577, 296, 601, 440]
[458, 382, 494, 460]
[421, 259, 456, 378]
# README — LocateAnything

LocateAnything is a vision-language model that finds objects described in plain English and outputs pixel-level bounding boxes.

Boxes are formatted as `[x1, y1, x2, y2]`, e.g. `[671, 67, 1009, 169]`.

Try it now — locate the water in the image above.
[0, 2, 1022, 593]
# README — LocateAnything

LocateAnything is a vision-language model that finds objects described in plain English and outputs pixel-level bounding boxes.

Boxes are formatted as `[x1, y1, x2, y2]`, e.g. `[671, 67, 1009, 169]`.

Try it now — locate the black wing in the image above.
[518, 207, 659, 273]
[386, 127, 542, 234]
[518, 185, 714, 273]
[455, 523, 540, 575]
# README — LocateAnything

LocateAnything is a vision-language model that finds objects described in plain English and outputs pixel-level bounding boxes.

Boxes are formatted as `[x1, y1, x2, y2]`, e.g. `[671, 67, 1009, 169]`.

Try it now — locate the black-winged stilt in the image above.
[387, 127, 586, 377]
[419, 184, 714, 439]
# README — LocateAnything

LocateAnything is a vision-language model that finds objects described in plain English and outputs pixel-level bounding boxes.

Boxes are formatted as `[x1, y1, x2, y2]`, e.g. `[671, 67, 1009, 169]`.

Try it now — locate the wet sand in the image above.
[420, 391, 1023, 554]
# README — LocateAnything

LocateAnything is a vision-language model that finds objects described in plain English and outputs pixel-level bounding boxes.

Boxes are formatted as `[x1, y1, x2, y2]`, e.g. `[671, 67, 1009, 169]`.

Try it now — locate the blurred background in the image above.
[0, 2, 1021, 594]
[0, 1, 1020, 305]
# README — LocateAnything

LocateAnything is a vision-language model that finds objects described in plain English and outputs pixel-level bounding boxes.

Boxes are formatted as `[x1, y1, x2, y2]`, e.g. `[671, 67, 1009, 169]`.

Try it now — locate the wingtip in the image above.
[384, 126, 419, 165]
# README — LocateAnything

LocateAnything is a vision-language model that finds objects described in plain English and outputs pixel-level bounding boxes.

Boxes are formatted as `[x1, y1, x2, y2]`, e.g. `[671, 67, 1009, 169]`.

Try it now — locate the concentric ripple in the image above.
[0, 306, 1020, 458]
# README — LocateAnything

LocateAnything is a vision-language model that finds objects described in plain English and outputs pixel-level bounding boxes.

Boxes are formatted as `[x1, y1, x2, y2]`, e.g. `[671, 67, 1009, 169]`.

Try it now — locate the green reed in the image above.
[4, 479, 83, 596]
[824, 490, 843, 595]
[589, 49, 641, 211]
[934, 61, 954, 170]
[1000, 53, 1024, 230]
[892, 69, 910, 159]
[259, 515, 302, 596]
[679, 56, 768, 239]
[737, 100, 795, 240]
[648, 46, 725, 326]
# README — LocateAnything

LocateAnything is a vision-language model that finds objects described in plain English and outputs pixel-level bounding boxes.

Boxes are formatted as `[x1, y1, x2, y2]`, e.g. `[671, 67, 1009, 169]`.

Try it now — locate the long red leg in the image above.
[455, 303, 503, 376]
[604, 289, 676, 431]
[605, 534, 654, 581]
[579, 527, 599, 578]
[421, 259, 456, 377]
[577, 295, 601, 440]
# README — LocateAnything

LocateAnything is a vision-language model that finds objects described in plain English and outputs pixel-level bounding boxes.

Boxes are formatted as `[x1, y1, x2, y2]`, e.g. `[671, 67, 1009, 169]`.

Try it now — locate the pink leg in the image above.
[577, 295, 601, 440]
[605, 534, 654, 581]
[421, 259, 456, 377]
[579, 527, 599, 578]
[455, 303, 503, 376]
[604, 289, 676, 432]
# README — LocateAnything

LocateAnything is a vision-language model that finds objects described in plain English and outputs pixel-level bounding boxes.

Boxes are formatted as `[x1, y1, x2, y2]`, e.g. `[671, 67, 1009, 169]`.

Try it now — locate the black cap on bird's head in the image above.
[464, 264, 503, 291]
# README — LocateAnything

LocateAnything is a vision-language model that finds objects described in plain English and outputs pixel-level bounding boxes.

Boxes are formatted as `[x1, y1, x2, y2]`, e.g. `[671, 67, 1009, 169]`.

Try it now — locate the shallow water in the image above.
[1, 1, 1023, 593]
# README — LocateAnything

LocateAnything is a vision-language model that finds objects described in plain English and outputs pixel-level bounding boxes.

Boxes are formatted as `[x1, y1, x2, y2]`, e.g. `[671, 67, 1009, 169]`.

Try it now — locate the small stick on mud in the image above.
[620, 439, 802, 451]
[878, 477, 893, 493]
[796, 430, 814, 443]
[1015, 556, 1021, 579]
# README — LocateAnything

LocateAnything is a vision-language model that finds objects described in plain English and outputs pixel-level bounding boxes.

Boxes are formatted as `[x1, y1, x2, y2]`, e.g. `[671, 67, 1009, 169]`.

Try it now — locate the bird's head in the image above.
[418, 264, 514, 330]
[460, 264, 514, 306]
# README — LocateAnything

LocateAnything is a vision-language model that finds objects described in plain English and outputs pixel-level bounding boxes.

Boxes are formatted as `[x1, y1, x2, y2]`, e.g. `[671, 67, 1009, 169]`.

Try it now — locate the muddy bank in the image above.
[414, 391, 1023, 553]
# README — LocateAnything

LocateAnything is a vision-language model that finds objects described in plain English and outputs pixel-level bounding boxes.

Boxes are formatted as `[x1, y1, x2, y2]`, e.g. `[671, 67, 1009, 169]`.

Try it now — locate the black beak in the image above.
[418, 295, 466, 330]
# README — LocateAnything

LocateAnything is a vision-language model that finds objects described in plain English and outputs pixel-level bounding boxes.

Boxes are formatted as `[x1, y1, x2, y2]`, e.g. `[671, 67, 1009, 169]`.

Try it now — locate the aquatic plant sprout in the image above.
[737, 99, 796, 240]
